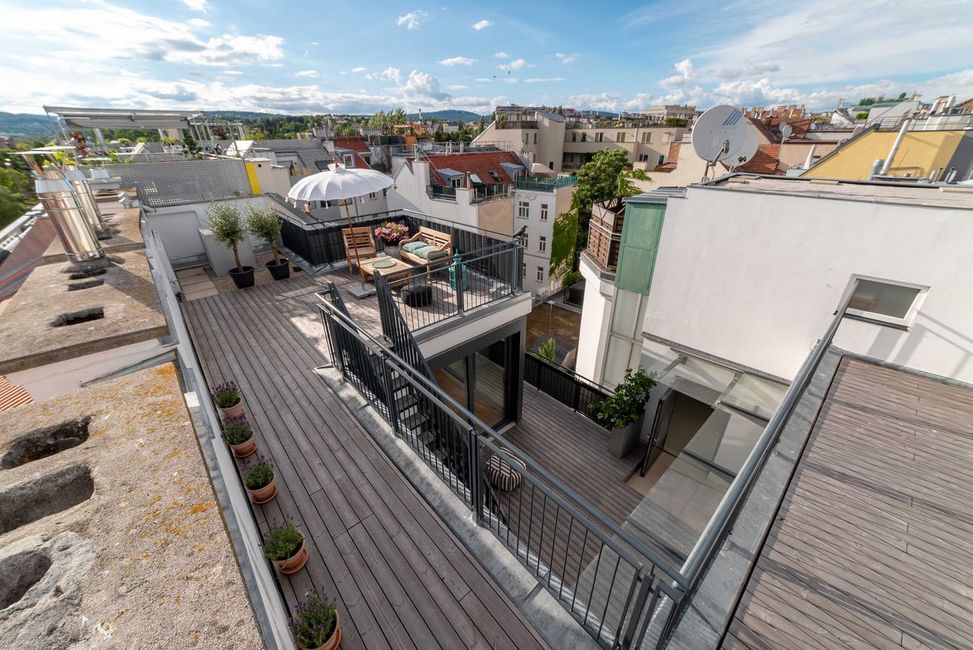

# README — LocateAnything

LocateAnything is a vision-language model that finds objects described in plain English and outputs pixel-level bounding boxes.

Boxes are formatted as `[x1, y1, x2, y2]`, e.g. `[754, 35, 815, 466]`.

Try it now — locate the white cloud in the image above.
[181, 0, 208, 12]
[350, 66, 367, 73]
[395, 10, 428, 30]
[295, 70, 318, 78]
[554, 52, 579, 65]
[447, 84, 469, 90]
[439, 56, 476, 67]
[472, 19, 492, 30]
[525, 77, 565, 83]
[400, 70, 449, 100]
[222, 70, 243, 75]
[499, 58, 526, 71]
[188, 18, 210, 27]
[494, 51, 509, 59]
[366, 66, 402, 84]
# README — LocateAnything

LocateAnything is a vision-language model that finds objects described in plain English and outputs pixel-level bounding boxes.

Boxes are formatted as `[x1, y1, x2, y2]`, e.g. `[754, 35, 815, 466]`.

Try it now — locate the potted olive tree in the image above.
[593, 368, 655, 458]
[264, 522, 308, 575]
[208, 203, 253, 288]
[222, 415, 256, 458]
[246, 205, 290, 280]
[243, 458, 278, 504]
[290, 590, 342, 649]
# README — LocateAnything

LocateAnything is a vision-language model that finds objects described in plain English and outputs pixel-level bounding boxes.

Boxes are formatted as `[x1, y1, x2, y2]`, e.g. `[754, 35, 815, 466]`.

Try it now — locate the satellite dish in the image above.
[780, 123, 793, 141]
[727, 127, 759, 169]
[692, 105, 749, 164]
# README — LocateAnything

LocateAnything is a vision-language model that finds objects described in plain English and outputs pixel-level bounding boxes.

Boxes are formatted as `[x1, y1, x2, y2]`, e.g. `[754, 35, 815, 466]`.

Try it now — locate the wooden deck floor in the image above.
[182, 276, 547, 650]
[726, 357, 973, 649]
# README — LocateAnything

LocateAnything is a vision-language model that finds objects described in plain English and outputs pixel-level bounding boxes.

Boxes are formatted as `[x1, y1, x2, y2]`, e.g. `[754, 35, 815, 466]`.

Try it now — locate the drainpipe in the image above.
[879, 118, 911, 175]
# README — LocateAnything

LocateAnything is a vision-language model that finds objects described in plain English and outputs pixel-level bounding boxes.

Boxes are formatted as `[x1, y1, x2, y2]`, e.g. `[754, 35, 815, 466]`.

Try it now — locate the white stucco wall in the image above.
[575, 256, 615, 382]
[643, 186, 973, 384]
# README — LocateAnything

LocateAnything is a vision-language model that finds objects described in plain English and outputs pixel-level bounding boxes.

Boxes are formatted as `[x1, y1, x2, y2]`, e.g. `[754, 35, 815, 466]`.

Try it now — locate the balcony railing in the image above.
[317, 293, 687, 649]
[497, 120, 538, 129]
[524, 351, 612, 423]
[385, 240, 523, 331]
[514, 175, 579, 192]
[429, 185, 457, 201]
[470, 183, 510, 203]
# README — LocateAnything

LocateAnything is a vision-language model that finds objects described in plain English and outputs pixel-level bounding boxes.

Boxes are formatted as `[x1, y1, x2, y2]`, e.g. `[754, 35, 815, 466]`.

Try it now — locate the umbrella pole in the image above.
[345, 199, 364, 288]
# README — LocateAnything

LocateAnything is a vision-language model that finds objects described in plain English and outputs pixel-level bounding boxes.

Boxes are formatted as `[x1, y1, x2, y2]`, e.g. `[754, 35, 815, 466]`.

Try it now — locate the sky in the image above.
[1, 0, 972, 116]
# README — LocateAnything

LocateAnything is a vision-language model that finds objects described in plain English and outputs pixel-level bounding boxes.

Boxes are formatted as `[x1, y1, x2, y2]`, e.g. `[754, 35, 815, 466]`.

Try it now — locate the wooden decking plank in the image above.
[183, 279, 546, 649]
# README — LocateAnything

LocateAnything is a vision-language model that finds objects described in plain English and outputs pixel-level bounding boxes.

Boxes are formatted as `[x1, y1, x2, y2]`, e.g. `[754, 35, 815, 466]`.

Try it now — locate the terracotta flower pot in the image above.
[219, 398, 245, 419]
[298, 611, 341, 650]
[246, 474, 278, 505]
[229, 436, 257, 458]
[276, 532, 309, 575]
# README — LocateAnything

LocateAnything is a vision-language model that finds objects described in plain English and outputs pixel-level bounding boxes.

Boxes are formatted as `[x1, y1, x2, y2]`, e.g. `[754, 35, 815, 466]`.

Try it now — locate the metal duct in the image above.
[63, 166, 106, 236]
[35, 171, 106, 267]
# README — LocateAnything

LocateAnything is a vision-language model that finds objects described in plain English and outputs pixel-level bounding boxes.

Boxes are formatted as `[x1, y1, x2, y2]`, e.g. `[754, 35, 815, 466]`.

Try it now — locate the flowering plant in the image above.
[243, 459, 275, 490]
[373, 221, 409, 244]
[222, 415, 253, 445]
[211, 381, 241, 409]
[290, 590, 337, 648]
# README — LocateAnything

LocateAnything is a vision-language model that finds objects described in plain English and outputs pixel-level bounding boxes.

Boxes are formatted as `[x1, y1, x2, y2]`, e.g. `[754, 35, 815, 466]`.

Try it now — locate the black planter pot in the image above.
[229, 266, 255, 289]
[266, 259, 290, 281]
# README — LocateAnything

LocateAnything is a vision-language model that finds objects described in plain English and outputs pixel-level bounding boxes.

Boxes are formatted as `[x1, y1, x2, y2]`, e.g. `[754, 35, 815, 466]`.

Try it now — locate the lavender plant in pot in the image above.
[243, 458, 278, 504]
[265, 521, 308, 575]
[211, 381, 244, 419]
[208, 202, 253, 289]
[593, 367, 655, 458]
[222, 415, 256, 458]
[246, 205, 290, 280]
[290, 590, 341, 650]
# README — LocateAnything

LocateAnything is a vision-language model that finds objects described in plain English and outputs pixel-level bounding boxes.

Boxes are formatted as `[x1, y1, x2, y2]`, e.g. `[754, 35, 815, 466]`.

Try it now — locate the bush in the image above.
[243, 460, 274, 490]
[536, 338, 557, 362]
[290, 590, 337, 647]
[593, 368, 655, 429]
[264, 522, 303, 561]
[561, 270, 583, 287]
[245, 205, 283, 264]
[211, 381, 241, 408]
[222, 415, 253, 445]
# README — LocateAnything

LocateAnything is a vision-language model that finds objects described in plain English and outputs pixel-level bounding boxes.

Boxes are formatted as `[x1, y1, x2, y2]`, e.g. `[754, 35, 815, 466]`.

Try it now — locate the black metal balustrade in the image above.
[524, 351, 613, 423]
[318, 289, 688, 649]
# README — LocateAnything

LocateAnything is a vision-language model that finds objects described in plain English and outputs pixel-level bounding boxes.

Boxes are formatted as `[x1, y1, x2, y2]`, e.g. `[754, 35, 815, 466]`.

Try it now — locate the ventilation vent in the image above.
[68, 268, 107, 280]
[51, 308, 104, 327]
[66, 279, 104, 292]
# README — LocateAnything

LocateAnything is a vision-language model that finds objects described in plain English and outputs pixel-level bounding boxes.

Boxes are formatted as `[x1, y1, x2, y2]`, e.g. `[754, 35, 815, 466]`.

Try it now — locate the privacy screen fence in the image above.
[95, 159, 252, 208]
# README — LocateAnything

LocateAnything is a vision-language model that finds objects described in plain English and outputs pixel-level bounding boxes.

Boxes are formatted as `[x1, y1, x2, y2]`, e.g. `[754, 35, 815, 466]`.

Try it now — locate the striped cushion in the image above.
[486, 449, 526, 491]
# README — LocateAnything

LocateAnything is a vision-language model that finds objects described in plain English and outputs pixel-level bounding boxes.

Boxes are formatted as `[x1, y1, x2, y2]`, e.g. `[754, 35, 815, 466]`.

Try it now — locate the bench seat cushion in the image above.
[402, 241, 427, 254]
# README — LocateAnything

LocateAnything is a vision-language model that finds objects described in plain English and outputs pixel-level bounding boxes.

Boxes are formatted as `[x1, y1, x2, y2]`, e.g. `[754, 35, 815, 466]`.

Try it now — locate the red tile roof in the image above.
[0, 216, 57, 302]
[414, 151, 525, 185]
[0, 375, 31, 412]
[736, 144, 782, 175]
[334, 136, 370, 152]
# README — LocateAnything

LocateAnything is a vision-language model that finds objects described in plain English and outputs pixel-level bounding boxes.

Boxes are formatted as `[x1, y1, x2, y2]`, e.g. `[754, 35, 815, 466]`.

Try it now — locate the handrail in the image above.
[664, 283, 856, 640]
[318, 290, 687, 584]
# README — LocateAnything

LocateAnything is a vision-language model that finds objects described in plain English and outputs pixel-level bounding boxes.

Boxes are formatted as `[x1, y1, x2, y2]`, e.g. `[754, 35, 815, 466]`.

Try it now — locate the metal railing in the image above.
[317, 291, 688, 649]
[470, 183, 510, 203]
[91, 159, 252, 207]
[524, 351, 613, 424]
[429, 185, 457, 201]
[385, 240, 523, 331]
[515, 175, 579, 192]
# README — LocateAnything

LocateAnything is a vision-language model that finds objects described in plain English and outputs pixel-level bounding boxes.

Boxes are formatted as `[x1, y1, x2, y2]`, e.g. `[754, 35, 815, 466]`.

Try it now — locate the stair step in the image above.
[401, 411, 429, 431]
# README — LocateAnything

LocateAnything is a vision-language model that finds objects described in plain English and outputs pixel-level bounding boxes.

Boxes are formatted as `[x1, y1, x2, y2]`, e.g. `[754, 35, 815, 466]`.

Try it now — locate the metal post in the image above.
[453, 253, 465, 315]
[469, 428, 483, 522]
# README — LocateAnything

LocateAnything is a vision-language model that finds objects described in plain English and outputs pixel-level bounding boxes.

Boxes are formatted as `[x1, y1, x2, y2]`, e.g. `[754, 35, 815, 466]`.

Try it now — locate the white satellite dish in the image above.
[692, 105, 755, 179]
[780, 123, 793, 141]
[726, 127, 759, 169]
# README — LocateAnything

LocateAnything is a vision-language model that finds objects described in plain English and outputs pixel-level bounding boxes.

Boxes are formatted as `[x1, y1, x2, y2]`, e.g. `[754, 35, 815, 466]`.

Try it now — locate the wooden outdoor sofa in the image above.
[341, 226, 377, 267]
[399, 226, 452, 267]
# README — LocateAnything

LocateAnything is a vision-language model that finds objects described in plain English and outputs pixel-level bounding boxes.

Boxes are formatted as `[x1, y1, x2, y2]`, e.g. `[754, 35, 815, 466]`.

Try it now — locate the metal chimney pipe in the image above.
[879, 119, 911, 175]
[803, 145, 816, 170]
[63, 165, 107, 236]
[35, 170, 107, 269]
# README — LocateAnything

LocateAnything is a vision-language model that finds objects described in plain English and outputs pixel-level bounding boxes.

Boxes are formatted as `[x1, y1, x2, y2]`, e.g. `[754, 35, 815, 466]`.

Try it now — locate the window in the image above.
[641, 132, 652, 144]
[383, 188, 388, 197]
[540, 203, 549, 221]
[595, 132, 604, 143]
[617, 132, 626, 143]
[846, 277, 925, 327]
[581, 132, 587, 143]
[343, 154, 354, 167]
[517, 201, 529, 219]
[368, 192, 377, 200]
[450, 177, 463, 188]
[638, 154, 649, 162]
[523, 233, 528, 249]
[538, 235, 547, 253]
[522, 263, 526, 278]
[536, 266, 544, 282]
[533, 133, 538, 145]
[571, 132, 578, 142]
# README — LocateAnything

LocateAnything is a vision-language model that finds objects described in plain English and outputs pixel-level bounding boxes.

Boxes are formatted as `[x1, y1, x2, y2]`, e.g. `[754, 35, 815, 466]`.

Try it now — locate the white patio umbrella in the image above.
[287, 163, 393, 288]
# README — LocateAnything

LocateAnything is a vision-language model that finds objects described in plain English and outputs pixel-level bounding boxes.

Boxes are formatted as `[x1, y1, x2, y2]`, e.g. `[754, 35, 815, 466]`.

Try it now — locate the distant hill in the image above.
[0, 112, 52, 139]
[407, 110, 484, 122]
